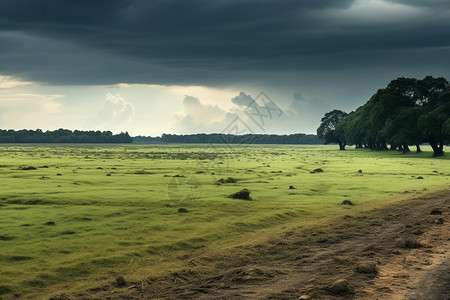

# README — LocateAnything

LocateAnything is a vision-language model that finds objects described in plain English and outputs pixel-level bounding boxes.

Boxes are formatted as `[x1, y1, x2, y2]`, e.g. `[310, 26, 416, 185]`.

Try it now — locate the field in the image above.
[0, 144, 449, 299]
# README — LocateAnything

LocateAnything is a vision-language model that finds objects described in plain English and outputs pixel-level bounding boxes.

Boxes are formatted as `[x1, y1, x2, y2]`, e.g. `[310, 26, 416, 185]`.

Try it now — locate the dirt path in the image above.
[194, 190, 449, 300]
[405, 257, 449, 300]
[82, 190, 450, 299]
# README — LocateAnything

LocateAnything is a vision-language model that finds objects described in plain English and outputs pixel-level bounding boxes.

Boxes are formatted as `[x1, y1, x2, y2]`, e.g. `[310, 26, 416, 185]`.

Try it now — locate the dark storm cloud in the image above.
[0, 0, 449, 85]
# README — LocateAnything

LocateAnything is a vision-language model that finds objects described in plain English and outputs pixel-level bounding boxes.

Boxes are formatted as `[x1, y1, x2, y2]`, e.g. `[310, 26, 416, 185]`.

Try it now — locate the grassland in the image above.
[0, 144, 449, 299]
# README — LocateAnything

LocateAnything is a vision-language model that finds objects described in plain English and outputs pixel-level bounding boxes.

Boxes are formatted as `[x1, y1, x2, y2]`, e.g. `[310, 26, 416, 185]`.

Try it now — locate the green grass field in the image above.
[0, 144, 449, 299]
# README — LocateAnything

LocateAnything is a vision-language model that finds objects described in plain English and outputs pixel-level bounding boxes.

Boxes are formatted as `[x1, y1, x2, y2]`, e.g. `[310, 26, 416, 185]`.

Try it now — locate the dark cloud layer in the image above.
[0, 0, 449, 85]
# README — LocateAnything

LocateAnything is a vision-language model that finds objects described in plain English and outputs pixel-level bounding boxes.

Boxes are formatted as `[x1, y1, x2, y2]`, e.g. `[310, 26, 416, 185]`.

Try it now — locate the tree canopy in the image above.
[0, 129, 133, 143]
[318, 76, 450, 156]
[316, 109, 348, 150]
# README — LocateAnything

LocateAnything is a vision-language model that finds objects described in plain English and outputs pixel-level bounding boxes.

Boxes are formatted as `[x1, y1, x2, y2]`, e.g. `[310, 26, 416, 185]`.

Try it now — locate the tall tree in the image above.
[317, 109, 348, 150]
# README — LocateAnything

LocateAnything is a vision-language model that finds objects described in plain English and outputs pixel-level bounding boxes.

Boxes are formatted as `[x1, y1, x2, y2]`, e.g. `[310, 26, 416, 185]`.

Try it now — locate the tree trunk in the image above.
[437, 141, 444, 156]
[416, 144, 422, 153]
[402, 145, 410, 153]
[430, 141, 444, 156]
[339, 142, 346, 150]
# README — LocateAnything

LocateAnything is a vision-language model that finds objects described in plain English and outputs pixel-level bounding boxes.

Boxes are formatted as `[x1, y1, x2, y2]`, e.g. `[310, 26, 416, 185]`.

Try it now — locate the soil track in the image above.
[70, 190, 450, 299]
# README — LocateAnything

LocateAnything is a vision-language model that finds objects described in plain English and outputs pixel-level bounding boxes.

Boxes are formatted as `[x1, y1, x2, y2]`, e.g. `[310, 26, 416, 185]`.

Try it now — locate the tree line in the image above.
[133, 133, 323, 144]
[0, 130, 322, 145]
[0, 129, 133, 143]
[317, 76, 450, 156]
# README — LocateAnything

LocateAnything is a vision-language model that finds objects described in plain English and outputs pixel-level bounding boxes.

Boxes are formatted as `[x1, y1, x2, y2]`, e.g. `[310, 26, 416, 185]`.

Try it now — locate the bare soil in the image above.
[64, 190, 450, 299]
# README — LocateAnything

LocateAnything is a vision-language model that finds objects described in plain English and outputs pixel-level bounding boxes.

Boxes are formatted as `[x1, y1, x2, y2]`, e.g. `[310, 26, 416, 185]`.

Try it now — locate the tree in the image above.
[382, 76, 448, 152]
[418, 91, 450, 156]
[337, 76, 449, 154]
[317, 109, 348, 150]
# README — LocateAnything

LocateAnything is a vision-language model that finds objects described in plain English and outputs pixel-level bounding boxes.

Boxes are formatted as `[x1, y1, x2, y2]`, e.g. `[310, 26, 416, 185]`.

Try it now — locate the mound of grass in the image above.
[218, 177, 237, 184]
[355, 261, 378, 274]
[228, 189, 251, 200]
[0, 235, 15, 241]
[134, 170, 154, 175]
[0, 285, 12, 296]
[395, 238, 422, 249]
[341, 200, 355, 206]
[329, 279, 350, 294]
[21, 166, 37, 170]
[430, 208, 442, 215]
[8, 255, 33, 262]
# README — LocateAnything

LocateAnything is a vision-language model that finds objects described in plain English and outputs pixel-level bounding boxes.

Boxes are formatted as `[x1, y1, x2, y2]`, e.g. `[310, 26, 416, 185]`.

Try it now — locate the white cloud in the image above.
[172, 92, 289, 134]
[0, 75, 33, 89]
[181, 95, 225, 124]
[172, 95, 232, 133]
[85, 93, 135, 131]
[99, 93, 135, 123]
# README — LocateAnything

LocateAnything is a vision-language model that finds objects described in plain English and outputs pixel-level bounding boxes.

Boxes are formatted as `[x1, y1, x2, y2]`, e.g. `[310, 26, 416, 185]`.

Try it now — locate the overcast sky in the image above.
[1, 0, 449, 136]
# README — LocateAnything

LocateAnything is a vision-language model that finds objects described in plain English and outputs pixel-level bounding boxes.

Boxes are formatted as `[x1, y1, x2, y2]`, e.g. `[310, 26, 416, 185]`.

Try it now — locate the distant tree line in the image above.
[317, 76, 450, 156]
[133, 135, 163, 144]
[133, 133, 323, 145]
[0, 129, 133, 143]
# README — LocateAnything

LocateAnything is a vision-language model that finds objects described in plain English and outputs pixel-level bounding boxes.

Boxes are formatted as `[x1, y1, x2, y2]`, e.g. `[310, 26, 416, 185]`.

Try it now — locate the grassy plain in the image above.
[0, 144, 449, 299]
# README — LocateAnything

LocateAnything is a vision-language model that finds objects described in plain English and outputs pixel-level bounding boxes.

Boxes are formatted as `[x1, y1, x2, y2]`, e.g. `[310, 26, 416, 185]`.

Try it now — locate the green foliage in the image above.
[418, 91, 450, 156]
[317, 110, 348, 149]
[382, 106, 423, 149]
[324, 76, 450, 155]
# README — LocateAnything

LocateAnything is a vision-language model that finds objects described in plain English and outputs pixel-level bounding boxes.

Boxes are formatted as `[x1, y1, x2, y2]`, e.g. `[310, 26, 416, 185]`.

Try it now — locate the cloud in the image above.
[85, 93, 135, 130]
[0, 1, 448, 86]
[0, 92, 62, 128]
[231, 92, 254, 107]
[288, 93, 331, 116]
[99, 93, 135, 123]
[0, 75, 32, 89]
[172, 91, 331, 134]
[173, 95, 230, 132]
[286, 92, 332, 129]
[182, 96, 225, 122]
[327, 0, 425, 24]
